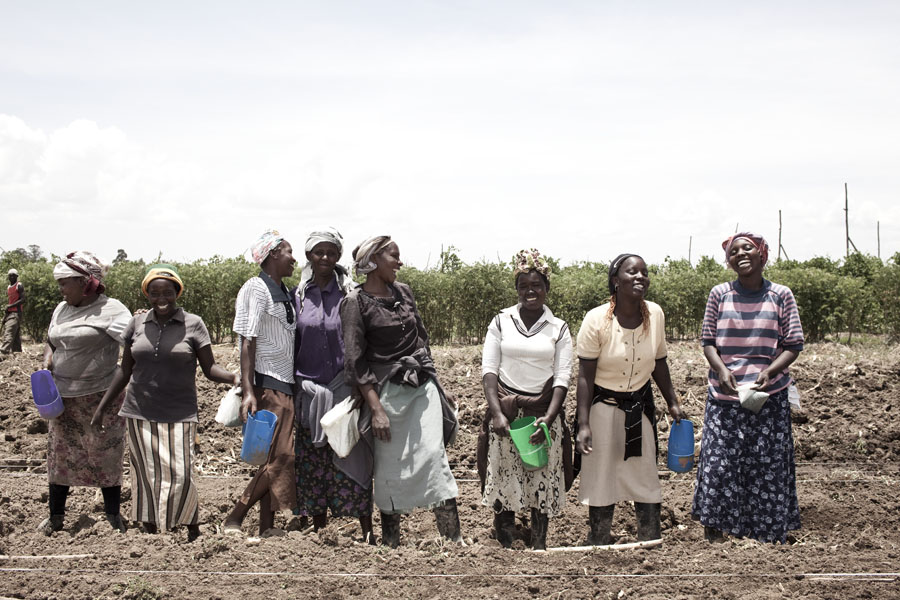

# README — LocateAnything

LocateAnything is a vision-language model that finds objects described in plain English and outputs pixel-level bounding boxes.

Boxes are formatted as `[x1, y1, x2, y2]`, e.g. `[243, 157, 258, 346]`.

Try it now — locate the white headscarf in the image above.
[352, 235, 393, 276]
[294, 227, 352, 315]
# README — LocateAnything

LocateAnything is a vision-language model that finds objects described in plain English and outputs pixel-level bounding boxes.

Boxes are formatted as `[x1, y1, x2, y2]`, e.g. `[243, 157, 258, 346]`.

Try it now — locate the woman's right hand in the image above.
[576, 424, 593, 455]
[717, 367, 738, 396]
[90, 406, 103, 428]
[371, 408, 391, 442]
[490, 412, 510, 437]
[241, 391, 258, 423]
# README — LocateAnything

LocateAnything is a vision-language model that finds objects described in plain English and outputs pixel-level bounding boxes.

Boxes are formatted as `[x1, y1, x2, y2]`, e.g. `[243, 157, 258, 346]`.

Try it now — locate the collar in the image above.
[732, 278, 771, 298]
[145, 307, 186, 324]
[304, 274, 339, 295]
[502, 304, 553, 336]
[258, 270, 291, 302]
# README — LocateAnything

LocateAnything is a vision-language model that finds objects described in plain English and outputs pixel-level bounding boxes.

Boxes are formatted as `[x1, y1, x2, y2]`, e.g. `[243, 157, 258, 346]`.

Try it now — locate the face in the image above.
[727, 238, 762, 276]
[372, 242, 403, 284]
[57, 276, 87, 306]
[147, 279, 178, 317]
[306, 242, 340, 279]
[516, 271, 548, 312]
[269, 242, 296, 278]
[7, 274, 15, 285]
[614, 257, 649, 299]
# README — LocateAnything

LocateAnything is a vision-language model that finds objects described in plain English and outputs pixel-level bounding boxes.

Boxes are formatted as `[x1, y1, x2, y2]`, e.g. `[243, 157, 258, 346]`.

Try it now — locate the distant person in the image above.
[291, 228, 374, 543]
[341, 235, 461, 548]
[39, 252, 132, 535]
[693, 233, 804, 544]
[1, 268, 26, 354]
[92, 264, 238, 539]
[478, 249, 574, 550]
[575, 254, 683, 545]
[224, 231, 299, 536]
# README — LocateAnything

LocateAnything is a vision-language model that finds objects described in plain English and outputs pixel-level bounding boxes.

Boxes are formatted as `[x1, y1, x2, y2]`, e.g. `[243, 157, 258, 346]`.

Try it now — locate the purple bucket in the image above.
[31, 370, 64, 419]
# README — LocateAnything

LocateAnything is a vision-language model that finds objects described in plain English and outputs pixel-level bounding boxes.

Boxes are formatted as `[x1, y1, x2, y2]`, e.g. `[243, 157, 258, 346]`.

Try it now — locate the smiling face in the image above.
[614, 257, 649, 300]
[147, 278, 178, 318]
[372, 242, 403, 284]
[57, 276, 87, 306]
[727, 237, 763, 277]
[268, 242, 296, 278]
[516, 271, 548, 313]
[306, 242, 340, 280]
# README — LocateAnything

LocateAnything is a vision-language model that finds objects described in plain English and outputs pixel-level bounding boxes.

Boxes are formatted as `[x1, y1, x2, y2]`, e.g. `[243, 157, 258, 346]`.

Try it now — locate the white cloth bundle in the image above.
[319, 396, 359, 458]
[215, 386, 243, 427]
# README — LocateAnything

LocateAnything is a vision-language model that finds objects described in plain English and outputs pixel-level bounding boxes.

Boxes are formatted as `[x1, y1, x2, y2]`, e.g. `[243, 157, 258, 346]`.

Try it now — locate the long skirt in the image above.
[127, 419, 199, 528]
[374, 380, 458, 514]
[239, 387, 297, 512]
[48, 391, 126, 487]
[692, 389, 800, 543]
[295, 426, 372, 518]
[482, 410, 565, 517]
[578, 402, 662, 506]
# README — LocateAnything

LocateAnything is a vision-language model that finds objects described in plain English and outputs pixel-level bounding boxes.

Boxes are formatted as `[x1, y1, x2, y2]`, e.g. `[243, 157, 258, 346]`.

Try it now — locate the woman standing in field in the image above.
[341, 235, 460, 548]
[292, 228, 374, 542]
[692, 232, 804, 544]
[478, 249, 573, 550]
[575, 254, 683, 544]
[39, 252, 132, 535]
[224, 230, 299, 535]
[92, 264, 238, 538]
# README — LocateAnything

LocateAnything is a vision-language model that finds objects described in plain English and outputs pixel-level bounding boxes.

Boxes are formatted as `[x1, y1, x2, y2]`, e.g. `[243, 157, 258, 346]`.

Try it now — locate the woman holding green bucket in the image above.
[478, 249, 573, 550]
[574, 254, 683, 545]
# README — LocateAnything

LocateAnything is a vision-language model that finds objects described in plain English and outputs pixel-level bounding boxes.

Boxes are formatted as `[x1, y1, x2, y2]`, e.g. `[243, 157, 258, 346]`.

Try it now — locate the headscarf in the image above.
[250, 229, 285, 265]
[295, 227, 352, 314]
[722, 232, 769, 268]
[53, 251, 108, 295]
[513, 249, 551, 278]
[7, 268, 17, 276]
[352, 235, 393, 276]
[608, 253, 643, 295]
[141, 263, 184, 298]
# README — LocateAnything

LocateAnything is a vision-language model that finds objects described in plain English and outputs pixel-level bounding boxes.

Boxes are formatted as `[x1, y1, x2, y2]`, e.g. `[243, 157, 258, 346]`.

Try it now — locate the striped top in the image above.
[233, 274, 295, 392]
[701, 279, 804, 401]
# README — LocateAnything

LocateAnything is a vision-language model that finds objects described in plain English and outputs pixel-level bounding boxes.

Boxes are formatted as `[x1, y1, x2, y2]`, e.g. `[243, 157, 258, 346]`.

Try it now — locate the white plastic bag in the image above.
[215, 386, 243, 427]
[737, 384, 770, 414]
[320, 396, 359, 458]
[788, 383, 802, 411]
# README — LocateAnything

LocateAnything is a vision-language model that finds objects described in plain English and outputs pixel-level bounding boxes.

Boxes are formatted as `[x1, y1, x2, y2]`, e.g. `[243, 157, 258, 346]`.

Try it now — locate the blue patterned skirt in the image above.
[691, 388, 800, 543]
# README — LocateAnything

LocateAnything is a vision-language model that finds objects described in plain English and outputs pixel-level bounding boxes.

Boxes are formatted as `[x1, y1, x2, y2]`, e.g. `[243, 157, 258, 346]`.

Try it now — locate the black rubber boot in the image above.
[530, 508, 549, 550]
[493, 510, 515, 548]
[587, 505, 615, 546]
[380, 511, 401, 548]
[38, 514, 64, 536]
[704, 525, 725, 543]
[433, 498, 463, 543]
[634, 502, 661, 541]
[105, 513, 127, 533]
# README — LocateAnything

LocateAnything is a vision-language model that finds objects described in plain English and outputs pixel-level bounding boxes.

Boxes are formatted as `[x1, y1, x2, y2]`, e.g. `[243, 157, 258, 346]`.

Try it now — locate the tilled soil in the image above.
[1, 341, 899, 599]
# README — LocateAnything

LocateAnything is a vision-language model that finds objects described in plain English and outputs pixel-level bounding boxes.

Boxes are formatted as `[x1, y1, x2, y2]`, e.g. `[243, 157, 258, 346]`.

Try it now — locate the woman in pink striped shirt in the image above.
[692, 232, 804, 544]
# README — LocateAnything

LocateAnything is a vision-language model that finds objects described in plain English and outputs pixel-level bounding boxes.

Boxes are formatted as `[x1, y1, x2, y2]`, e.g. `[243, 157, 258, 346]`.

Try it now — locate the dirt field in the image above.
[1, 341, 899, 599]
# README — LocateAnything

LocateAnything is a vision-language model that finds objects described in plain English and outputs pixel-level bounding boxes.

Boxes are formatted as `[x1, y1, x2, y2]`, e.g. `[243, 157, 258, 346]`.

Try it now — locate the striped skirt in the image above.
[126, 418, 199, 529]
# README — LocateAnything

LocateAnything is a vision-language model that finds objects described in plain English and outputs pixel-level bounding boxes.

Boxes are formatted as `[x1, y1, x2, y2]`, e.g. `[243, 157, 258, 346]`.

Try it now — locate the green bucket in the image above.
[509, 416, 552, 471]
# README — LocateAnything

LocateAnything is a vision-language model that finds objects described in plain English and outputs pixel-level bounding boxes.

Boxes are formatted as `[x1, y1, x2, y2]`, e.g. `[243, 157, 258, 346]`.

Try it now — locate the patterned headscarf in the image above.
[250, 229, 285, 265]
[352, 235, 393, 276]
[53, 251, 109, 295]
[141, 263, 185, 298]
[608, 253, 643, 295]
[295, 227, 351, 315]
[722, 232, 769, 268]
[513, 249, 551, 278]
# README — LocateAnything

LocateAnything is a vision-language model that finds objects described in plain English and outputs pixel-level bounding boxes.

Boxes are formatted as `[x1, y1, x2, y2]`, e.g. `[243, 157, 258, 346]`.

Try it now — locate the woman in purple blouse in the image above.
[292, 228, 373, 543]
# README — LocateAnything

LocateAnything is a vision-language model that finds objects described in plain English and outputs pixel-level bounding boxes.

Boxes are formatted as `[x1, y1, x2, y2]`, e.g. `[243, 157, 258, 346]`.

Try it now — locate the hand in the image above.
[490, 412, 510, 437]
[576, 423, 593, 455]
[754, 370, 771, 391]
[133, 308, 149, 316]
[667, 403, 684, 423]
[371, 408, 391, 442]
[717, 367, 738, 396]
[231, 373, 240, 387]
[529, 415, 552, 445]
[241, 391, 258, 423]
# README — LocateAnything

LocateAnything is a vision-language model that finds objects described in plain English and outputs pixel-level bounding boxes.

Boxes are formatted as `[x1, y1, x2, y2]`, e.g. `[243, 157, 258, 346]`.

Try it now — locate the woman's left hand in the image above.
[754, 370, 771, 390]
[667, 403, 684, 423]
[529, 415, 553, 445]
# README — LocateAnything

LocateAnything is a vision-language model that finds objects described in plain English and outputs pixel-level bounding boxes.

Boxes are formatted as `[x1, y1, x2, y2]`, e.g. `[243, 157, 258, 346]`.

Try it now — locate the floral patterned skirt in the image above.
[295, 426, 372, 518]
[481, 411, 565, 517]
[691, 389, 800, 543]
[47, 391, 126, 487]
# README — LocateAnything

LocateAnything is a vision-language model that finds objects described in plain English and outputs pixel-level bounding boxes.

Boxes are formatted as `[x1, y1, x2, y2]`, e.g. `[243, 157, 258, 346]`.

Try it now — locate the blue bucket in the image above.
[240, 410, 278, 465]
[667, 419, 695, 472]
[31, 370, 64, 419]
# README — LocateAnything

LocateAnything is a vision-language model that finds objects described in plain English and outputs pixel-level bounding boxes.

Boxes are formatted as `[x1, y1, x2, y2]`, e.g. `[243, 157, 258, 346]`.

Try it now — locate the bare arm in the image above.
[755, 349, 801, 390]
[482, 373, 510, 437]
[575, 358, 597, 455]
[239, 336, 258, 422]
[651, 358, 683, 421]
[42, 342, 54, 371]
[91, 346, 135, 427]
[532, 386, 566, 445]
[197, 345, 240, 386]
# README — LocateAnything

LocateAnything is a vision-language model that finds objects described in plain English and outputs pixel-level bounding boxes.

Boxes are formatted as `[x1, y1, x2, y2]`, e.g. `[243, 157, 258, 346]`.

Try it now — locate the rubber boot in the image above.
[530, 508, 549, 550]
[105, 513, 127, 533]
[493, 510, 515, 548]
[433, 498, 463, 543]
[587, 505, 614, 546]
[634, 502, 661, 541]
[380, 511, 401, 548]
[38, 514, 64, 536]
[704, 525, 725, 543]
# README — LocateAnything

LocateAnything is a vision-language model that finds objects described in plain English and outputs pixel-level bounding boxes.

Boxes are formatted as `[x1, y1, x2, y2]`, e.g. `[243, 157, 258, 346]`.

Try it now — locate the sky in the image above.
[2, 1, 899, 269]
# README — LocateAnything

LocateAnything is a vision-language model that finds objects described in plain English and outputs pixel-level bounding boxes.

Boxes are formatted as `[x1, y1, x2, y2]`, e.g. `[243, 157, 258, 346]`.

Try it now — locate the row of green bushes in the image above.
[3, 247, 899, 345]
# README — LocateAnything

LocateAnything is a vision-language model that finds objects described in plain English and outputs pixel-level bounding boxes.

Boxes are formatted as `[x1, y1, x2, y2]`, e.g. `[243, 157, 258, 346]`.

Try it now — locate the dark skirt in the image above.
[295, 426, 372, 518]
[691, 388, 800, 543]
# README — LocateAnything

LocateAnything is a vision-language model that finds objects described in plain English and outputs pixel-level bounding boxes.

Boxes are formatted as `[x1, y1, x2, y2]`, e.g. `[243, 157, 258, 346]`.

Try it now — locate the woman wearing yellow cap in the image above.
[93, 264, 238, 538]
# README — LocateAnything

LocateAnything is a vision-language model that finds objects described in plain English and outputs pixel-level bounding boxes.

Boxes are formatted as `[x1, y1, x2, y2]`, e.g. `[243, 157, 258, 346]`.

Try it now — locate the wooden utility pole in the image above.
[778, 210, 783, 261]
[688, 236, 692, 265]
[845, 183, 850, 258]
[878, 221, 881, 259]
